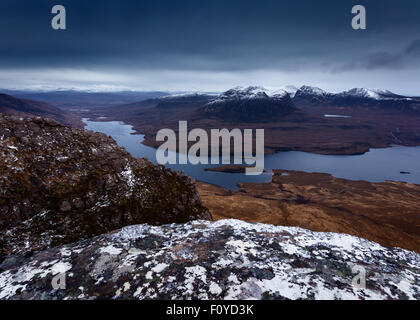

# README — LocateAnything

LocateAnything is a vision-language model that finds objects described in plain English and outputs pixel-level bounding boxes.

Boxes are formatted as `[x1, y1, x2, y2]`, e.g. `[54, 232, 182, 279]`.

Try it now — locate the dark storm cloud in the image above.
[1, 0, 420, 71]
[335, 39, 420, 72]
[405, 40, 420, 57]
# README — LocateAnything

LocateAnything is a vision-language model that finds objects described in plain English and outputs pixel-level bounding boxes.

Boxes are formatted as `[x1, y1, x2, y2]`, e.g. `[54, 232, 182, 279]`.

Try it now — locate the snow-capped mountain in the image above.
[205, 86, 270, 105]
[296, 85, 329, 97]
[336, 88, 407, 101]
[205, 86, 297, 105]
[265, 85, 299, 98]
[293, 85, 419, 111]
[293, 86, 332, 104]
[204, 86, 296, 122]
[296, 86, 412, 101]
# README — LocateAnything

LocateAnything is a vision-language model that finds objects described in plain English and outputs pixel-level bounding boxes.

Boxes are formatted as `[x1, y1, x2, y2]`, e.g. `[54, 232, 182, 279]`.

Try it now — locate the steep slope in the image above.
[0, 220, 418, 300]
[0, 93, 83, 127]
[0, 114, 211, 256]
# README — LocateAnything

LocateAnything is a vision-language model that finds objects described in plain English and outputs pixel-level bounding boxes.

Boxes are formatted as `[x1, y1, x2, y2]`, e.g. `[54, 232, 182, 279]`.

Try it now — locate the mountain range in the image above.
[293, 86, 420, 111]
[115, 85, 420, 116]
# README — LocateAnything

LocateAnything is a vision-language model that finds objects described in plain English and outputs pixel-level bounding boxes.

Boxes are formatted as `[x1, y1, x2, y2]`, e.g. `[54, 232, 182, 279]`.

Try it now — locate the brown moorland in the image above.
[197, 170, 420, 252]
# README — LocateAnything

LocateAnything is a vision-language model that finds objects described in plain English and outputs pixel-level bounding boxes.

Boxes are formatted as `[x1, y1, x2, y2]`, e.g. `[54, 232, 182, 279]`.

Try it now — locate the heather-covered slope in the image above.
[0, 93, 83, 127]
[0, 220, 418, 300]
[0, 115, 211, 256]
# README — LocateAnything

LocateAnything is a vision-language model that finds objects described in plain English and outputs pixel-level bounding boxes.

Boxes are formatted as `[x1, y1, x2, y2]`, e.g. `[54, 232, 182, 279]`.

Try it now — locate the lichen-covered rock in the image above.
[0, 219, 418, 300]
[0, 114, 211, 256]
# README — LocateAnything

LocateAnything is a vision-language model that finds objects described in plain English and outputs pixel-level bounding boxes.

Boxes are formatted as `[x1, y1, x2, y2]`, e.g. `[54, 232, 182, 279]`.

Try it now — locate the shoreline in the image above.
[82, 116, 420, 156]
[82, 117, 420, 189]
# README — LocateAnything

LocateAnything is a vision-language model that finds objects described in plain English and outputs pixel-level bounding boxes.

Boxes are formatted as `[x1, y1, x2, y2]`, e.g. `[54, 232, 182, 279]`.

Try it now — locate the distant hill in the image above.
[1, 90, 170, 109]
[0, 93, 83, 127]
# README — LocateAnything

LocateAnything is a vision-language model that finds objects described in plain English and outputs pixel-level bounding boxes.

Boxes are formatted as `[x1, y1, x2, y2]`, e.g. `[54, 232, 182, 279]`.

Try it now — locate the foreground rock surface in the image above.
[198, 170, 420, 252]
[0, 219, 418, 300]
[0, 114, 211, 256]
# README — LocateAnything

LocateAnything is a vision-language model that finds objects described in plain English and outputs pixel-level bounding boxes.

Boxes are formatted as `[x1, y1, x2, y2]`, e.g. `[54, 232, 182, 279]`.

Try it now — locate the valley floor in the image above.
[197, 170, 420, 253]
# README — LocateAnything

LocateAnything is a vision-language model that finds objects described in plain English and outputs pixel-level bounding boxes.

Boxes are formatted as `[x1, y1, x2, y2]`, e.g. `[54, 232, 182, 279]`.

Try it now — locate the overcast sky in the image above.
[1, 0, 419, 94]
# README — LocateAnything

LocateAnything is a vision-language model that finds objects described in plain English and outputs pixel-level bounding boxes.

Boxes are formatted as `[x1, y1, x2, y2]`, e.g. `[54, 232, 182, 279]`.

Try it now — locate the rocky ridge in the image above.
[0, 114, 211, 256]
[0, 219, 418, 300]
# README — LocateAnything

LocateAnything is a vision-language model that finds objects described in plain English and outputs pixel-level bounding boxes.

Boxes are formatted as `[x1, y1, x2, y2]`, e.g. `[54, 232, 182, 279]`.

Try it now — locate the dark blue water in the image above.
[83, 119, 420, 190]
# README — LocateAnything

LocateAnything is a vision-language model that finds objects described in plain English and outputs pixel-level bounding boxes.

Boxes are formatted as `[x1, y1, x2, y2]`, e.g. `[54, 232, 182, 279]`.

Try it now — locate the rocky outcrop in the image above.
[0, 114, 211, 256]
[0, 219, 418, 300]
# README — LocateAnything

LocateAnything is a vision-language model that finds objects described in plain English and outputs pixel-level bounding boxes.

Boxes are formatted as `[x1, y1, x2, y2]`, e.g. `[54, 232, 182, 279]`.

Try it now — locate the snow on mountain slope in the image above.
[338, 88, 399, 100]
[203, 86, 296, 122]
[0, 219, 418, 300]
[205, 86, 295, 105]
[296, 85, 329, 97]
[160, 92, 219, 99]
[206, 86, 270, 105]
[296, 86, 410, 101]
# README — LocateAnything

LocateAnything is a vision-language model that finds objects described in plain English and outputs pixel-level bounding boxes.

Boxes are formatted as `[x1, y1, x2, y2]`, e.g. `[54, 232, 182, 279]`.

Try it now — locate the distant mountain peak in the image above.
[341, 88, 382, 100]
[297, 85, 328, 96]
[293, 85, 418, 110]
[339, 88, 406, 101]
[204, 86, 296, 122]
[207, 86, 293, 105]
